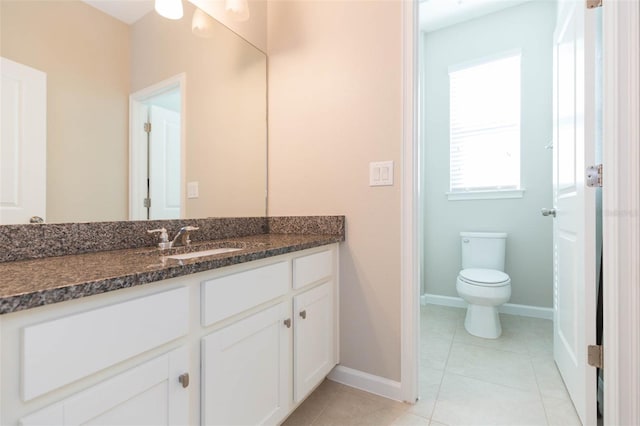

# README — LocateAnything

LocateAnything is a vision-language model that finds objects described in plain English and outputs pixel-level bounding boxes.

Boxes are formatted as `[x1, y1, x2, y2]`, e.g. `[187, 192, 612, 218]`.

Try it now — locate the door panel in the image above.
[149, 105, 180, 219]
[552, 1, 597, 424]
[293, 281, 335, 403]
[0, 57, 46, 224]
[20, 347, 189, 426]
[201, 302, 291, 426]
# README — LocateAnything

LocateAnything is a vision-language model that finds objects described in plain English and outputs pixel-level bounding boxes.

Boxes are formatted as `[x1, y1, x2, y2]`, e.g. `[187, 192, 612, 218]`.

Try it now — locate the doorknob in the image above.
[541, 208, 557, 217]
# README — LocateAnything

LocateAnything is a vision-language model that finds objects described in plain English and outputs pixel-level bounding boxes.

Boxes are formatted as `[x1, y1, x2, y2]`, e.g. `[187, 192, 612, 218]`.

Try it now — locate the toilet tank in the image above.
[460, 232, 507, 271]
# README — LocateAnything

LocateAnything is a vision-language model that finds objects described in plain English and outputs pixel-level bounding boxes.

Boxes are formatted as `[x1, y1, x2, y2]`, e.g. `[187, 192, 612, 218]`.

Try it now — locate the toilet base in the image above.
[464, 304, 502, 339]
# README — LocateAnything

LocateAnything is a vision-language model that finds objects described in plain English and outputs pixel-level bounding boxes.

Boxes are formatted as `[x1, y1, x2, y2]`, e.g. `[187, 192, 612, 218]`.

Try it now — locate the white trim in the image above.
[603, 0, 640, 424]
[327, 366, 403, 402]
[421, 293, 553, 320]
[400, 0, 419, 405]
[420, 294, 466, 308]
[446, 188, 525, 201]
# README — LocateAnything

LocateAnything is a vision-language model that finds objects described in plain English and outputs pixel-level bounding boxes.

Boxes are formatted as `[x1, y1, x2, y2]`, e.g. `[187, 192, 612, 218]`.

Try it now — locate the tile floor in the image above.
[282, 304, 583, 426]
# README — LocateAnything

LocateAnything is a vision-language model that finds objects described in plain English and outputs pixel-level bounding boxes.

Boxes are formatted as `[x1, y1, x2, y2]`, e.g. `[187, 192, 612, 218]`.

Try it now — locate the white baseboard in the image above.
[327, 365, 403, 402]
[421, 293, 553, 320]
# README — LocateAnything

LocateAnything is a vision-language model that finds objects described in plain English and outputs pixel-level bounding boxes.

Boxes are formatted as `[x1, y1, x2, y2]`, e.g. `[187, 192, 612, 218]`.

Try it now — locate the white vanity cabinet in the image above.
[1, 287, 192, 426]
[200, 245, 338, 425]
[20, 346, 189, 426]
[0, 243, 339, 426]
[201, 302, 291, 425]
[293, 281, 335, 403]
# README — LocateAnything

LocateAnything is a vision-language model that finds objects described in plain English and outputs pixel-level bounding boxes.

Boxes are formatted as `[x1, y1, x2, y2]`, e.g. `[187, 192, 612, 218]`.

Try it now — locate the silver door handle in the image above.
[541, 208, 557, 217]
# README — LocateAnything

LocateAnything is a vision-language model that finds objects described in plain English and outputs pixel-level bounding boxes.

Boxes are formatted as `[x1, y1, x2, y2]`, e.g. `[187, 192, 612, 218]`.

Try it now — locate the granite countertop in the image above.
[0, 233, 342, 315]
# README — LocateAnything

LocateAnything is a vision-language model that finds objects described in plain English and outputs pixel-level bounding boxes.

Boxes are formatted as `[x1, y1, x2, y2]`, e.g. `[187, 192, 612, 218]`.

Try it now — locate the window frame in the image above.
[447, 50, 525, 201]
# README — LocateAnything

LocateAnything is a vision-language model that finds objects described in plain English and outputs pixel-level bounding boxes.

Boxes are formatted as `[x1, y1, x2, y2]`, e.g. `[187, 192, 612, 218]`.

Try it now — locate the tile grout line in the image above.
[426, 313, 460, 424]
[529, 351, 553, 426]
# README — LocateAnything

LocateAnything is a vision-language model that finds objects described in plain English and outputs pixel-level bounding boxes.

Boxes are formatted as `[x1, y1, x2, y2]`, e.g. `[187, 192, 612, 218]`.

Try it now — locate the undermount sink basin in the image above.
[165, 247, 242, 260]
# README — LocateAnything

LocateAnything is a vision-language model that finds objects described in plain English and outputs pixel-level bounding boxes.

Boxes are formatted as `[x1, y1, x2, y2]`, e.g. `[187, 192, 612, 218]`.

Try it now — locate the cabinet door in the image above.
[20, 346, 189, 426]
[201, 302, 291, 426]
[293, 281, 335, 403]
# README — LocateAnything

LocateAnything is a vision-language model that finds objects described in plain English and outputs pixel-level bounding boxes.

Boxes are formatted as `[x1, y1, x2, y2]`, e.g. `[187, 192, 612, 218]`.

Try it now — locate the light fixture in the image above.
[192, 8, 216, 38]
[155, 0, 183, 20]
[225, 0, 250, 22]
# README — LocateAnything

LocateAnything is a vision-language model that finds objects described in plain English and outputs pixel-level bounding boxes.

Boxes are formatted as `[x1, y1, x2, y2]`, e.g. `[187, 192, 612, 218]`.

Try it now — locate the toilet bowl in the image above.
[457, 268, 511, 339]
[456, 232, 511, 339]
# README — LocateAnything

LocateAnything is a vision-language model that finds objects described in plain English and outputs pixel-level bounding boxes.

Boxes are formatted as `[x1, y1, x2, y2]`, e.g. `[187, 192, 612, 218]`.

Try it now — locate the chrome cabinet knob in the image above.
[178, 373, 189, 388]
[541, 208, 557, 217]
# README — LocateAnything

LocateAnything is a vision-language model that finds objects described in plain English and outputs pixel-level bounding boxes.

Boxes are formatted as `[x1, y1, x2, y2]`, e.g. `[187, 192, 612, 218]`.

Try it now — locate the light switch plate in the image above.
[187, 181, 199, 199]
[369, 161, 394, 186]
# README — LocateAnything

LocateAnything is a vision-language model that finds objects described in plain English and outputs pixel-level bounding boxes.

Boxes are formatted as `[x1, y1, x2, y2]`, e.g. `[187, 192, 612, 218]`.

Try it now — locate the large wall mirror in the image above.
[0, 0, 267, 225]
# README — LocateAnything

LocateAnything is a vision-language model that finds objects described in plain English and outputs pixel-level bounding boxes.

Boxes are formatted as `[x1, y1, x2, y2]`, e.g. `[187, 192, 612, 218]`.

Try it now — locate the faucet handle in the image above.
[148, 228, 171, 249]
[180, 226, 199, 246]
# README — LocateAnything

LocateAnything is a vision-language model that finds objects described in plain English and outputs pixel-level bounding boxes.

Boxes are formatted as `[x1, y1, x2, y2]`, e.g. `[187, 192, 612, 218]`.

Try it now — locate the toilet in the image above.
[456, 232, 511, 339]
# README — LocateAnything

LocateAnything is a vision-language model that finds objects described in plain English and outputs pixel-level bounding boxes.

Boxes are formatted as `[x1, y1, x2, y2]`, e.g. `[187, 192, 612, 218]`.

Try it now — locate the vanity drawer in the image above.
[293, 249, 333, 289]
[22, 287, 189, 401]
[201, 261, 289, 327]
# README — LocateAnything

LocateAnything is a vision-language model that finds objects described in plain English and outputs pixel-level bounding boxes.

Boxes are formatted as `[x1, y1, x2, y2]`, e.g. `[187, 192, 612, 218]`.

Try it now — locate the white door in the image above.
[0, 57, 46, 224]
[552, 1, 597, 424]
[201, 302, 291, 426]
[20, 347, 189, 425]
[149, 105, 181, 219]
[293, 281, 335, 403]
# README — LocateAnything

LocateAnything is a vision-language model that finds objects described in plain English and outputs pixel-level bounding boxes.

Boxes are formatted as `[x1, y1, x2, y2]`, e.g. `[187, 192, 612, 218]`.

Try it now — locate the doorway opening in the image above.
[129, 74, 185, 220]
[415, 1, 603, 424]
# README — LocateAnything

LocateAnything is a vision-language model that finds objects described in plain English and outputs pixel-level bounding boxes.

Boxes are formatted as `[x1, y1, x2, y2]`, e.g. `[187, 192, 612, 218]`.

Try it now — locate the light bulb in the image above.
[225, 0, 250, 22]
[155, 0, 183, 20]
[192, 8, 215, 38]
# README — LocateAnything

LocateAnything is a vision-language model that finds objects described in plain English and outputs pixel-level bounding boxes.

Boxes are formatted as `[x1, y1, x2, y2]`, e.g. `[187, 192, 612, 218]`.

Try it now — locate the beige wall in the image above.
[1, 0, 130, 223]
[268, 0, 403, 381]
[131, 1, 267, 218]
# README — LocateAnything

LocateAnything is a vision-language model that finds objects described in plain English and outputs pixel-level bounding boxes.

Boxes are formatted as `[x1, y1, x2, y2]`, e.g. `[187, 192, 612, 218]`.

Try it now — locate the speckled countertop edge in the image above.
[0, 233, 343, 315]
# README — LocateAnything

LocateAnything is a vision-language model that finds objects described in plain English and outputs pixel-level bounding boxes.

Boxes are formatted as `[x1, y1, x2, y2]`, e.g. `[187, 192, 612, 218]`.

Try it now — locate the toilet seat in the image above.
[458, 268, 510, 287]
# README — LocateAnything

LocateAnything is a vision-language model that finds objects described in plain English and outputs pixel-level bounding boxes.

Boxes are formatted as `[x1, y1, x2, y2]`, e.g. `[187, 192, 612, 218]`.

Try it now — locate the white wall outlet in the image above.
[187, 181, 199, 199]
[369, 161, 394, 186]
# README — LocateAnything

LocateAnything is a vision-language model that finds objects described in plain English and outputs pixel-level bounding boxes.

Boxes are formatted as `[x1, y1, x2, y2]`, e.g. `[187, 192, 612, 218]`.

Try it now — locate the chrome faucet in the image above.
[148, 226, 199, 249]
[171, 226, 199, 247]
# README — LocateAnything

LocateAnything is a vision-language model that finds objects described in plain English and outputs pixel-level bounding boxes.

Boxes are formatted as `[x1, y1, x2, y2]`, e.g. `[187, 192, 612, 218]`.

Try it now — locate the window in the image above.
[448, 53, 522, 199]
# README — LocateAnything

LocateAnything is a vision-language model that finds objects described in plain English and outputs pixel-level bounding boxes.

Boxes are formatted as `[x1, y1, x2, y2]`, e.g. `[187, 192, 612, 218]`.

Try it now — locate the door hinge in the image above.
[586, 164, 603, 187]
[144, 122, 151, 133]
[588, 344, 604, 368]
[586, 0, 602, 8]
[143, 198, 151, 208]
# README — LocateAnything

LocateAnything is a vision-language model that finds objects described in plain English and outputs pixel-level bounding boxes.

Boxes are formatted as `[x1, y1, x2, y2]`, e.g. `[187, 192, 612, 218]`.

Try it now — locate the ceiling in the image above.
[81, 0, 154, 24]
[419, 0, 532, 32]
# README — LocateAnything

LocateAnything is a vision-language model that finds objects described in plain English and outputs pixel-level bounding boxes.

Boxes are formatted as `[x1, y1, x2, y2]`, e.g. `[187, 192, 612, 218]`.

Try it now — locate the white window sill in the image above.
[446, 189, 525, 201]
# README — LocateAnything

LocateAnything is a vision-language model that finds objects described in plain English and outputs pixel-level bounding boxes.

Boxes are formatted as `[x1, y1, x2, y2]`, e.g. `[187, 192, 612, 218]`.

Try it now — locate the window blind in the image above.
[449, 54, 521, 192]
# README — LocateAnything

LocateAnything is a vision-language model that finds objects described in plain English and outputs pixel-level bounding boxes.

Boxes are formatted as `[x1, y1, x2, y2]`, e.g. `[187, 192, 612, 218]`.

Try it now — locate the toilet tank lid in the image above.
[460, 268, 510, 284]
[460, 232, 507, 239]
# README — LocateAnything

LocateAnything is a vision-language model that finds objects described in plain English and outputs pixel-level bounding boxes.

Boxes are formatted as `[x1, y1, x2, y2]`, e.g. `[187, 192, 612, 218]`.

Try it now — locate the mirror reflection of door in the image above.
[148, 101, 181, 220]
[130, 77, 183, 221]
[0, 57, 47, 225]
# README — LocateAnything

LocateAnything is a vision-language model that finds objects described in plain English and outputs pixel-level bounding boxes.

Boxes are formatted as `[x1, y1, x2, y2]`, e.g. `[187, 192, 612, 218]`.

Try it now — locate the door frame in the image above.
[601, 0, 640, 424]
[129, 73, 186, 220]
[400, 0, 640, 423]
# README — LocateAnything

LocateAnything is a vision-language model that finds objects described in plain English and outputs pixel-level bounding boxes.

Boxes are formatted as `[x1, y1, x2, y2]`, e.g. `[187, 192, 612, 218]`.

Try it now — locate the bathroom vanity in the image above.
[0, 217, 344, 425]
